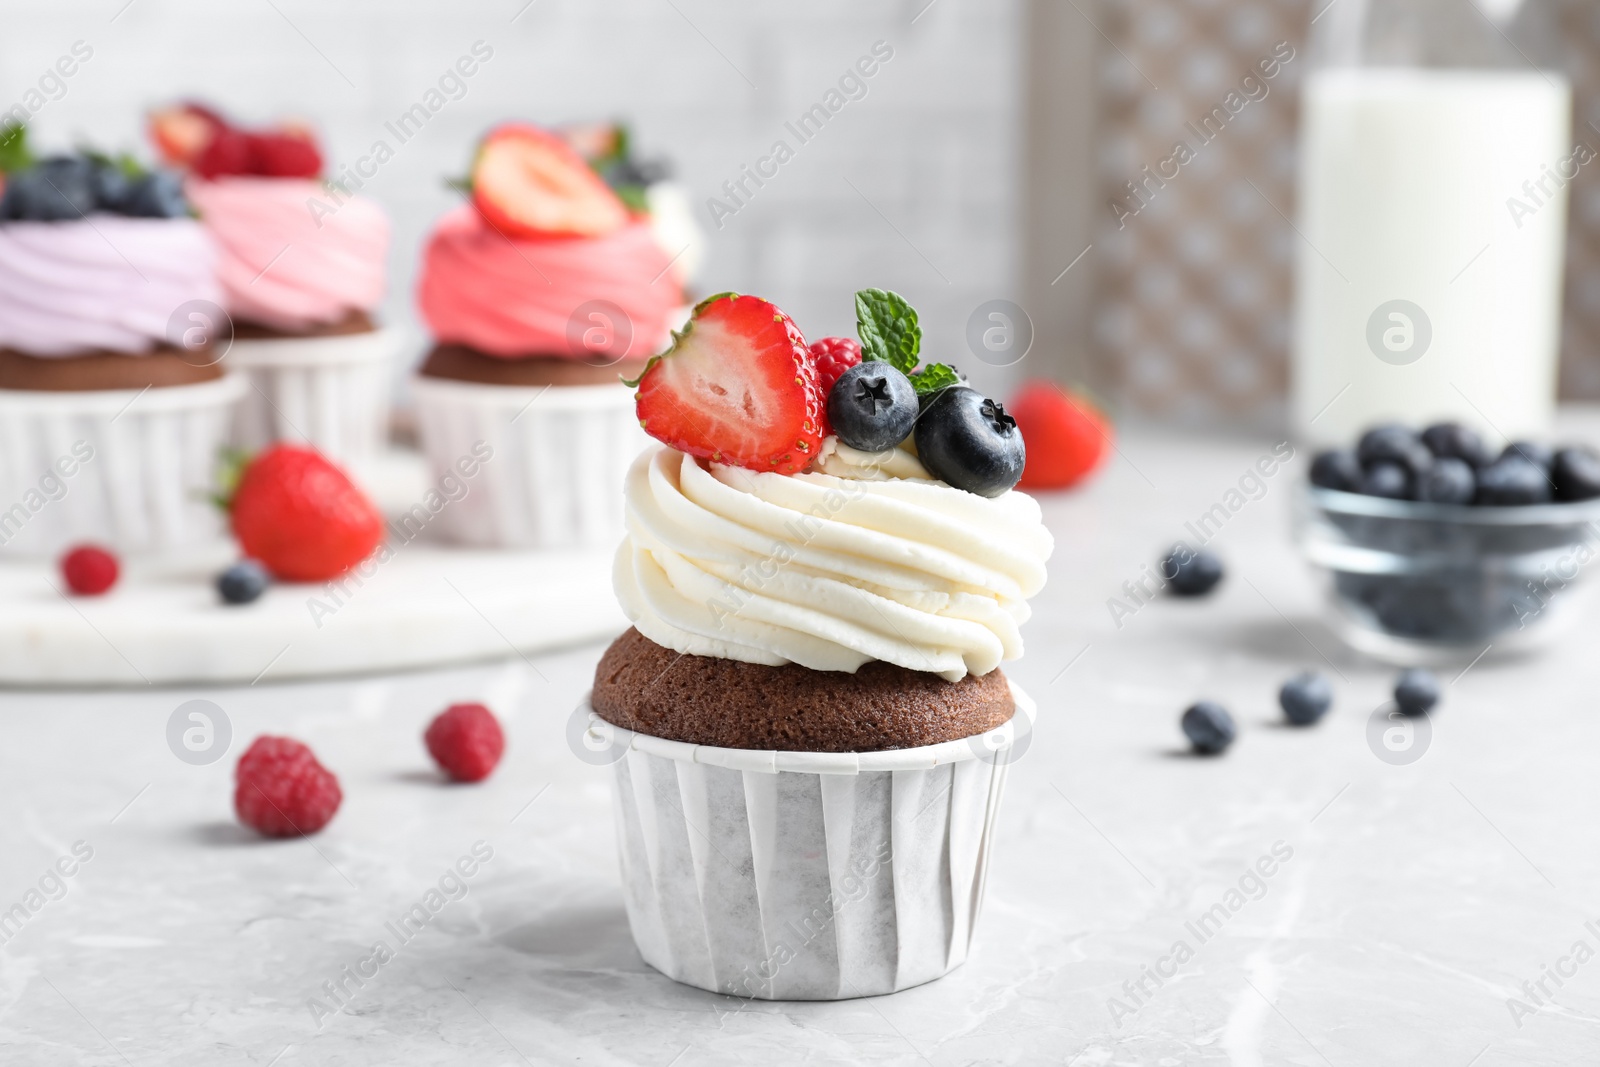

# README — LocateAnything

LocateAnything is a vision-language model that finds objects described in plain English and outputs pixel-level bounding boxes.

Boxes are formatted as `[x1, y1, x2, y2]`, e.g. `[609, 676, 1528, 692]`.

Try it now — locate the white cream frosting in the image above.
[614, 439, 1054, 681]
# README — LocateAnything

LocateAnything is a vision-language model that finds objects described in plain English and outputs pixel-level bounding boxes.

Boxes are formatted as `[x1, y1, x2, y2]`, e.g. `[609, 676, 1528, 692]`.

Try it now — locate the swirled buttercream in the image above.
[417, 204, 683, 358]
[0, 217, 221, 356]
[614, 439, 1053, 681]
[186, 177, 389, 331]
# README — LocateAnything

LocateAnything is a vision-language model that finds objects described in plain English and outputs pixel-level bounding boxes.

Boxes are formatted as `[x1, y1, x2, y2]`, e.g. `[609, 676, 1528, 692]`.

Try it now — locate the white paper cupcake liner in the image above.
[411, 375, 647, 549]
[0, 375, 246, 557]
[585, 681, 1034, 1000]
[226, 327, 399, 465]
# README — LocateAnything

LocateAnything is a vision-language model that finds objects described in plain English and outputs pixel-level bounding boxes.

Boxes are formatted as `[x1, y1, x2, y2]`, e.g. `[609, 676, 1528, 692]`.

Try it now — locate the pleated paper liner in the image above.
[583, 681, 1035, 1000]
[227, 327, 400, 467]
[411, 375, 648, 549]
[0, 375, 245, 556]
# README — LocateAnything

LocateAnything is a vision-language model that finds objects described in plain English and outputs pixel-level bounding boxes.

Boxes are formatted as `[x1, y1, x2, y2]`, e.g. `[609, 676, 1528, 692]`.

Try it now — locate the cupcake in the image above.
[413, 122, 687, 549]
[583, 289, 1053, 999]
[149, 104, 394, 469]
[0, 130, 242, 556]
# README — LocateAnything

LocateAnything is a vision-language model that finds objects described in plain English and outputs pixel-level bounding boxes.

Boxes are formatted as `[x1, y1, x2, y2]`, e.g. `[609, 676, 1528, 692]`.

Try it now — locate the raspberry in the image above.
[234, 736, 342, 837]
[424, 704, 505, 783]
[60, 544, 119, 596]
[809, 336, 862, 397]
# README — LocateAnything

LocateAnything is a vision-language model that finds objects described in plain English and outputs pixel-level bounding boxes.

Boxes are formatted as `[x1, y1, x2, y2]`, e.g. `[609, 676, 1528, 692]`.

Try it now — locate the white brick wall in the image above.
[0, 0, 1027, 403]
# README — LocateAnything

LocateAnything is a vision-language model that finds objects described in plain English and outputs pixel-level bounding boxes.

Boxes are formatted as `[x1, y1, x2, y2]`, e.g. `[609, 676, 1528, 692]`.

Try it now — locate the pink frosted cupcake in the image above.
[0, 137, 242, 555]
[412, 123, 687, 549]
[151, 104, 394, 468]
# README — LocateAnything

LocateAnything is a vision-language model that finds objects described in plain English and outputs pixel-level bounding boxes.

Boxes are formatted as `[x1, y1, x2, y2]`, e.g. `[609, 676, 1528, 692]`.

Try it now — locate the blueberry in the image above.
[1359, 462, 1412, 500]
[217, 560, 270, 605]
[33, 155, 96, 217]
[1475, 458, 1551, 506]
[1418, 457, 1476, 505]
[89, 158, 133, 213]
[1421, 422, 1494, 467]
[1393, 668, 1440, 718]
[1501, 440, 1553, 472]
[121, 170, 190, 218]
[912, 386, 1025, 497]
[1357, 424, 1432, 479]
[1279, 671, 1332, 726]
[1, 164, 94, 221]
[1552, 447, 1600, 502]
[828, 361, 918, 453]
[1309, 449, 1362, 492]
[1181, 701, 1236, 755]
[1161, 544, 1223, 596]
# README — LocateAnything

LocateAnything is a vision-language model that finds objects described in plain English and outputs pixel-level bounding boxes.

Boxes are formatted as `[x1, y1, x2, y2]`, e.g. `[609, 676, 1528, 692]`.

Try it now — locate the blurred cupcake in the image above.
[0, 128, 242, 555]
[150, 104, 395, 468]
[413, 122, 687, 549]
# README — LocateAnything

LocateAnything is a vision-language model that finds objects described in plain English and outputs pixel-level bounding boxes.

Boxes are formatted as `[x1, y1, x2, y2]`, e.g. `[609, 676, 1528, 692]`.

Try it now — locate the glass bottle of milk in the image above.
[1292, 0, 1573, 447]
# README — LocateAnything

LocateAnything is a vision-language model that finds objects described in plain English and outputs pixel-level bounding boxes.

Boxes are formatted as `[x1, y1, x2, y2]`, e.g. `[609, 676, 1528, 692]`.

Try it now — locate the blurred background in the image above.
[9, 0, 1600, 428]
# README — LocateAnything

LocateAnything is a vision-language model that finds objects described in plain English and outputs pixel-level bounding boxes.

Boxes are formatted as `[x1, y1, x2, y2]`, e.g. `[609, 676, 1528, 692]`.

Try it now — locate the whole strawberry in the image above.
[424, 703, 506, 783]
[229, 444, 384, 582]
[234, 736, 342, 837]
[630, 292, 823, 474]
[1009, 381, 1112, 491]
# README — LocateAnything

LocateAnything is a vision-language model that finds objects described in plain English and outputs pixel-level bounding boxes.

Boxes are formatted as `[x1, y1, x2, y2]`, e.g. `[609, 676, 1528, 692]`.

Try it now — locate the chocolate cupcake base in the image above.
[0, 347, 223, 392]
[593, 628, 1015, 752]
[418, 342, 649, 387]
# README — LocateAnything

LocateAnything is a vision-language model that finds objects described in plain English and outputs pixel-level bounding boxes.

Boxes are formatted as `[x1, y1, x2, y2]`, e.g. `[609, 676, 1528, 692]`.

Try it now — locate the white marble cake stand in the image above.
[0, 541, 624, 687]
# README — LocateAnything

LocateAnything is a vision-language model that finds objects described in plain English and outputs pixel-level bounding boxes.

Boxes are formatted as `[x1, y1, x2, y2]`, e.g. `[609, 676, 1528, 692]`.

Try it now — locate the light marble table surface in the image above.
[5, 423, 1600, 1066]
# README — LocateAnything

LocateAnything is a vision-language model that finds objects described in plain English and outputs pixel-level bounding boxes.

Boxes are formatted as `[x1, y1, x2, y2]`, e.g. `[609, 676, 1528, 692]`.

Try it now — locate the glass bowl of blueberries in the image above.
[1296, 422, 1600, 661]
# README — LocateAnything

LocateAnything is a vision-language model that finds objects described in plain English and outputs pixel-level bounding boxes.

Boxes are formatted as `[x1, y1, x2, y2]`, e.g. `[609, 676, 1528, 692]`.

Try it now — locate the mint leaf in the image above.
[0, 122, 31, 174]
[854, 289, 921, 374]
[909, 363, 961, 396]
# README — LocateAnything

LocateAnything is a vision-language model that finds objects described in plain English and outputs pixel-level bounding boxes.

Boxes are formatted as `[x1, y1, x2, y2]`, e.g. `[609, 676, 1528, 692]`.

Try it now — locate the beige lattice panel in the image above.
[1095, 0, 1600, 418]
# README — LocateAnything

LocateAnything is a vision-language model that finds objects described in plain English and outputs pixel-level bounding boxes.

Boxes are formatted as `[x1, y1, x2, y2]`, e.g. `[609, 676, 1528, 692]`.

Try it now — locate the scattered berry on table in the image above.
[228, 444, 385, 583]
[60, 544, 119, 596]
[1009, 381, 1112, 491]
[1162, 545, 1224, 597]
[828, 361, 918, 453]
[1182, 701, 1236, 755]
[912, 386, 1026, 497]
[1418, 457, 1476, 505]
[234, 736, 342, 837]
[1279, 671, 1333, 726]
[1393, 668, 1441, 718]
[1310, 449, 1363, 492]
[217, 560, 270, 605]
[425, 703, 507, 783]
[1474, 458, 1551, 506]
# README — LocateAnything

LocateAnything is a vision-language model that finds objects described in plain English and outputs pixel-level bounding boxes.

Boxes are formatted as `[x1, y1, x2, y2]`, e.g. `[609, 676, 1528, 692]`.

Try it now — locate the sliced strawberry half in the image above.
[630, 292, 824, 475]
[149, 103, 226, 168]
[471, 123, 628, 238]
